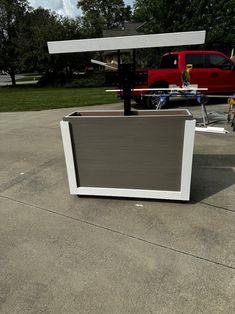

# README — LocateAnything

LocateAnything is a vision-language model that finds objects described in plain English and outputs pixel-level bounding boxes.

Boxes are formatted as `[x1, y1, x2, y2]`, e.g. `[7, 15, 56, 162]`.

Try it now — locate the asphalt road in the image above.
[0, 74, 36, 86]
[0, 74, 11, 82]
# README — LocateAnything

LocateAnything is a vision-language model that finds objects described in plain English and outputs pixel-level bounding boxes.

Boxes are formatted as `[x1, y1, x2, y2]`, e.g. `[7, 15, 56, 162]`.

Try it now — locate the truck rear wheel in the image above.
[146, 84, 169, 109]
[134, 97, 146, 107]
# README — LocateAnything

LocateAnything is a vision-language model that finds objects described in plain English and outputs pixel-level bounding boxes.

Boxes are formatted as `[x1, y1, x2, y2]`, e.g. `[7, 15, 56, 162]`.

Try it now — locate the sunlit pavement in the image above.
[0, 102, 234, 313]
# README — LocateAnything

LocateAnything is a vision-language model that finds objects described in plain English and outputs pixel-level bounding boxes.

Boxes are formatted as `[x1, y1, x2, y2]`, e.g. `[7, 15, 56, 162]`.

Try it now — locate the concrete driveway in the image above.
[0, 102, 234, 313]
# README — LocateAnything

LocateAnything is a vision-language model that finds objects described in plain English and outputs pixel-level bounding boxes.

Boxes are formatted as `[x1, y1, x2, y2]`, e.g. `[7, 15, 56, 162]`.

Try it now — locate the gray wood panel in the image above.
[64, 111, 192, 191]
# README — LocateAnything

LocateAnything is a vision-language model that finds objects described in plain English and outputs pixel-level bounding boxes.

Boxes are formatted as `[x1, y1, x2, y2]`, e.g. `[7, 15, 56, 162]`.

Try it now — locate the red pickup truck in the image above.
[133, 50, 235, 108]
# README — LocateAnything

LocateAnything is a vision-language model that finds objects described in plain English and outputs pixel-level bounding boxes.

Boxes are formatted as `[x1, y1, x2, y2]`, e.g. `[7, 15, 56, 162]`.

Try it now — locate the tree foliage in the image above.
[77, 0, 132, 37]
[133, 0, 235, 56]
[0, 1, 89, 85]
[0, 0, 234, 85]
[0, 0, 133, 85]
[20, 9, 85, 74]
[0, 0, 29, 85]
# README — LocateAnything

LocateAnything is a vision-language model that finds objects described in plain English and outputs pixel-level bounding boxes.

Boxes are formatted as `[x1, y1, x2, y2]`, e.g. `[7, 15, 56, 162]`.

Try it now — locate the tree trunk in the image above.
[9, 68, 16, 87]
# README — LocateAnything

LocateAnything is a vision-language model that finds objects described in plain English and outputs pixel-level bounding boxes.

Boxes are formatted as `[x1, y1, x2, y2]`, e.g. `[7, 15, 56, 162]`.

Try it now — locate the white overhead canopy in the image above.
[47, 30, 206, 54]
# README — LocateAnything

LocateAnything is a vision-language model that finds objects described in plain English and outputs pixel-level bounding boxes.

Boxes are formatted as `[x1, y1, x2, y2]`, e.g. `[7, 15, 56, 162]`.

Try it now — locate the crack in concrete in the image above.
[0, 157, 60, 193]
[1, 194, 235, 271]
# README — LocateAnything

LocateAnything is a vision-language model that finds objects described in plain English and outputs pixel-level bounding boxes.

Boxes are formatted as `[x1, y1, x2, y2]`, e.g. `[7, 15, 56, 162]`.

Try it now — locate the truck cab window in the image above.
[186, 54, 206, 68]
[207, 54, 233, 70]
[160, 55, 178, 68]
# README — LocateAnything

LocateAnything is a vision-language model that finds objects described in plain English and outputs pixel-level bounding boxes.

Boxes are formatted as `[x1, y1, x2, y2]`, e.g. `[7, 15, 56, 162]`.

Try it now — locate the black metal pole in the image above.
[117, 50, 132, 116]
[132, 49, 136, 72]
[117, 49, 121, 90]
[122, 64, 132, 116]
[117, 50, 121, 67]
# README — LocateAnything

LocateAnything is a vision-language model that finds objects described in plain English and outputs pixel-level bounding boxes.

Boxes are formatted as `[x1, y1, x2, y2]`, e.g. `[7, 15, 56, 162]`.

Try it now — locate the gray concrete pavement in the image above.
[0, 102, 235, 313]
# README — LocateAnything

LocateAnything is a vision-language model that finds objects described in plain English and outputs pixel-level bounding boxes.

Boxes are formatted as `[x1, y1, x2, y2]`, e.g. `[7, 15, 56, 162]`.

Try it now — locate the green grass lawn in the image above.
[0, 86, 119, 112]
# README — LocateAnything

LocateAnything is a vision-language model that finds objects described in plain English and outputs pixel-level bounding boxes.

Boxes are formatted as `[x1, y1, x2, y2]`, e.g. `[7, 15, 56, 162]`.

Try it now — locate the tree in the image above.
[189, 0, 235, 53]
[77, 0, 132, 37]
[20, 9, 92, 85]
[18, 8, 57, 73]
[0, 0, 29, 85]
[19, 9, 84, 73]
[0, 2, 87, 86]
[133, 0, 235, 56]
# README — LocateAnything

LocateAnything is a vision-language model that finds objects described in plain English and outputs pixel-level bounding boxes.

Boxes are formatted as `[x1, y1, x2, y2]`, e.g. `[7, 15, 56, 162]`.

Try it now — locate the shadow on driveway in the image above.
[191, 154, 235, 202]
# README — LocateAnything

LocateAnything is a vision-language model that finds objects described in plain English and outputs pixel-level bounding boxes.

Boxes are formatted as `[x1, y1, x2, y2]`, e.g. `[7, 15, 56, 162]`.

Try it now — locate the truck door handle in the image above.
[211, 73, 218, 77]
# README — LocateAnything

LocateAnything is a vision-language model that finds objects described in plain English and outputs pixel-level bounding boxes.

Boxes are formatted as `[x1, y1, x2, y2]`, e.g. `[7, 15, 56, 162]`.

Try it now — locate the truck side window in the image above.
[186, 54, 206, 68]
[160, 55, 178, 68]
[207, 54, 233, 70]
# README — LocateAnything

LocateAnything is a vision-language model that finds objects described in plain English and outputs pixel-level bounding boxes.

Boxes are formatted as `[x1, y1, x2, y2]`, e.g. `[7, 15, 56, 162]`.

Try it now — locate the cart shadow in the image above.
[77, 153, 234, 204]
[191, 154, 235, 202]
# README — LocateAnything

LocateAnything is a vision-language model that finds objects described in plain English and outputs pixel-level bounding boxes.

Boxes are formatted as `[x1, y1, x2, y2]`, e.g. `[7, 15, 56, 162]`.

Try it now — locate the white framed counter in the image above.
[60, 109, 195, 201]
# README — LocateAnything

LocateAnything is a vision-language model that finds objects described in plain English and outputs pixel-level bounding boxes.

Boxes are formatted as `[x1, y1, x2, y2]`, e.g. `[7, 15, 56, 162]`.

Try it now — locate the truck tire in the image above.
[146, 83, 169, 109]
[134, 96, 146, 107]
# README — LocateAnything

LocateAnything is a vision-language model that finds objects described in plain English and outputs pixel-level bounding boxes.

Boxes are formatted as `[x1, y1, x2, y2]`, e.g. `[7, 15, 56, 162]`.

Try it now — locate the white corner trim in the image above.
[180, 119, 196, 200]
[60, 121, 78, 194]
[77, 187, 182, 200]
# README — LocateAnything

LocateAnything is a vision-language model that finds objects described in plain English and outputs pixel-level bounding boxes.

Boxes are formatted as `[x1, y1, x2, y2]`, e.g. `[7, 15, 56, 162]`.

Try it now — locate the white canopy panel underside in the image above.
[48, 30, 206, 54]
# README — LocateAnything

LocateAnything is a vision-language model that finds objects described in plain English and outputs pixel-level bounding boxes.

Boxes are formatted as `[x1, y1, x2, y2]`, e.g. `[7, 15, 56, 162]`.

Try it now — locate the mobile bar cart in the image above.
[48, 31, 205, 200]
